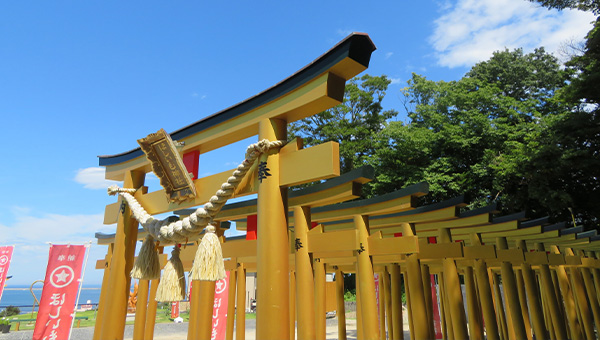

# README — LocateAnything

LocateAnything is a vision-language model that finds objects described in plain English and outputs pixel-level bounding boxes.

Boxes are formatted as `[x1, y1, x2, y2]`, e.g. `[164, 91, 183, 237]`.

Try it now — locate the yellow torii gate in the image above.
[94, 33, 376, 340]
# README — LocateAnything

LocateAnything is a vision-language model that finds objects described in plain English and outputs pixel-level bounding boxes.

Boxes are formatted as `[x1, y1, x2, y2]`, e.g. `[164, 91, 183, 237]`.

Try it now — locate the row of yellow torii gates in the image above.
[93, 33, 600, 340]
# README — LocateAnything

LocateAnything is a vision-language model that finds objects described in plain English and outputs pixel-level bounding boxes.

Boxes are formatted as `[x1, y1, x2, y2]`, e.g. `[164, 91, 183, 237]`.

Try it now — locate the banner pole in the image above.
[68, 242, 92, 340]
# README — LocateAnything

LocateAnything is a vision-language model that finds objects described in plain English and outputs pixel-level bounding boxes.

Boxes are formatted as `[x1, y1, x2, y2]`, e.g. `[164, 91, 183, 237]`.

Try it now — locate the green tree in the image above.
[528, 1, 600, 224]
[545, 19, 600, 224]
[0, 306, 20, 317]
[289, 74, 398, 178]
[372, 48, 582, 221]
[562, 18, 600, 105]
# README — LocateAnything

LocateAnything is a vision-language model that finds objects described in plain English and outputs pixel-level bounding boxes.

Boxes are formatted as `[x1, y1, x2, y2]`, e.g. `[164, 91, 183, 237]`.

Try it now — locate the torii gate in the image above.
[95, 33, 376, 340]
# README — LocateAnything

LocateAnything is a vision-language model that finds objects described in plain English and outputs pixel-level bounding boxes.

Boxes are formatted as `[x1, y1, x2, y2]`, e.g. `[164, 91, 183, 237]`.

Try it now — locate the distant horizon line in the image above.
[5, 285, 102, 289]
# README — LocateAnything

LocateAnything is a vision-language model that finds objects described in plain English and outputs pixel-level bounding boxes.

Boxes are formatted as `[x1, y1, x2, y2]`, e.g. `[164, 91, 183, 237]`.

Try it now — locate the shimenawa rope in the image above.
[107, 139, 284, 285]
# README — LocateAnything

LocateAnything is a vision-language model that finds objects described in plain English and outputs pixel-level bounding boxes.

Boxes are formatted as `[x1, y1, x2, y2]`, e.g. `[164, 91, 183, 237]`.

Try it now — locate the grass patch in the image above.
[6, 308, 258, 330]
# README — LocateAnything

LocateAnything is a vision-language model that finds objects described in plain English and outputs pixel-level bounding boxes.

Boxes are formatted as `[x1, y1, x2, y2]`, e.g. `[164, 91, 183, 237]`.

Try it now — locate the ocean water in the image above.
[0, 286, 102, 311]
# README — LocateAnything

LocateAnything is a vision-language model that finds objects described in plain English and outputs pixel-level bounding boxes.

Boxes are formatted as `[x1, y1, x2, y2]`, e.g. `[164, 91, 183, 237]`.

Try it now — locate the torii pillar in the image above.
[256, 118, 290, 339]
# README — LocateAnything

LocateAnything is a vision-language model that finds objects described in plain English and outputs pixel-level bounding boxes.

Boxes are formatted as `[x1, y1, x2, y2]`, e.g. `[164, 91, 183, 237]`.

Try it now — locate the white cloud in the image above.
[389, 77, 403, 85]
[74, 167, 120, 190]
[385, 52, 394, 60]
[429, 0, 596, 68]
[0, 210, 113, 285]
[75, 167, 159, 190]
[0, 212, 110, 244]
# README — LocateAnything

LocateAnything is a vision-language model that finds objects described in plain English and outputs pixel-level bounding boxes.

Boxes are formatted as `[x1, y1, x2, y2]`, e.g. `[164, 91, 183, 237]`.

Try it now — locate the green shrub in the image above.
[0, 306, 20, 317]
[344, 289, 356, 302]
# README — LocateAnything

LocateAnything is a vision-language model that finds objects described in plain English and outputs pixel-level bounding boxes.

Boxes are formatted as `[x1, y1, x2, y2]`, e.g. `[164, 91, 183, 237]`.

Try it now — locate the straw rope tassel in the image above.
[155, 246, 186, 302]
[131, 234, 161, 280]
[190, 224, 226, 281]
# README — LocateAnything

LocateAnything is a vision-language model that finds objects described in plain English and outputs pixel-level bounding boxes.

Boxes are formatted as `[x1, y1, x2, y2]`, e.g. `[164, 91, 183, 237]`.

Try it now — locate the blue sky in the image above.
[0, 1, 595, 286]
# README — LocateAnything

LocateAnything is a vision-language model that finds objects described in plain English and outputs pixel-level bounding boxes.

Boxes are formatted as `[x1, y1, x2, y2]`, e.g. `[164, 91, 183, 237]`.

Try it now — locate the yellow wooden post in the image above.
[355, 214, 380, 340]
[535, 243, 574, 340]
[401, 223, 429, 340]
[378, 272, 386, 340]
[570, 270, 588, 338]
[144, 247, 162, 340]
[550, 269, 566, 324]
[470, 233, 499, 340]
[93, 243, 114, 340]
[578, 250, 600, 333]
[357, 271, 363, 340]
[226, 269, 237, 340]
[197, 281, 217, 340]
[515, 270, 532, 340]
[132, 279, 149, 340]
[590, 252, 600, 298]
[539, 278, 556, 340]
[236, 264, 246, 340]
[315, 259, 327, 340]
[543, 244, 583, 340]
[442, 259, 468, 340]
[335, 268, 347, 340]
[403, 271, 415, 340]
[383, 268, 393, 340]
[256, 118, 289, 340]
[516, 240, 546, 340]
[473, 259, 499, 340]
[187, 280, 200, 340]
[99, 170, 145, 340]
[440, 228, 468, 340]
[421, 264, 434, 338]
[491, 273, 508, 340]
[290, 270, 297, 340]
[439, 273, 454, 340]
[378, 273, 386, 340]
[563, 248, 595, 340]
[294, 205, 316, 340]
[390, 264, 403, 340]
[465, 266, 483, 340]
[496, 237, 527, 340]
[522, 263, 547, 339]
[436, 273, 446, 340]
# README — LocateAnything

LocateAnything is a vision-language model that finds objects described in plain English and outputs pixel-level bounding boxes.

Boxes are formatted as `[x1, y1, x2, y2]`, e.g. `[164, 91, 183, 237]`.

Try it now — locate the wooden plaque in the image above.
[138, 128, 197, 203]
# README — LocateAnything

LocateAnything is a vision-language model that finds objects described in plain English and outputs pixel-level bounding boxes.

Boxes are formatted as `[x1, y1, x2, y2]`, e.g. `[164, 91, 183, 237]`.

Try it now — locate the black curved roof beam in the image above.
[98, 33, 376, 181]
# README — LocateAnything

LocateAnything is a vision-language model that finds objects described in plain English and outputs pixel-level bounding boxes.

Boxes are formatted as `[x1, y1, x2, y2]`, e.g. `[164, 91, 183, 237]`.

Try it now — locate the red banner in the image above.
[171, 301, 180, 318]
[211, 272, 230, 340]
[0, 246, 14, 302]
[33, 244, 86, 340]
[374, 273, 380, 323]
[431, 274, 443, 339]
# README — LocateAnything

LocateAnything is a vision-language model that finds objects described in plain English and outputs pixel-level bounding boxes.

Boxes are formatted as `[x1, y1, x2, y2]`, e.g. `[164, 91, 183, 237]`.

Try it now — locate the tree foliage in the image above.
[528, 0, 600, 14]
[289, 74, 397, 175]
[0, 306, 20, 317]
[373, 49, 575, 217]
[562, 18, 600, 106]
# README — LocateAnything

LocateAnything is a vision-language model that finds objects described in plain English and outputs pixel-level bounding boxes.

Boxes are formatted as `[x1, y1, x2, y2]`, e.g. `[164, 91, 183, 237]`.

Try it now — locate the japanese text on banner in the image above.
[0, 246, 14, 303]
